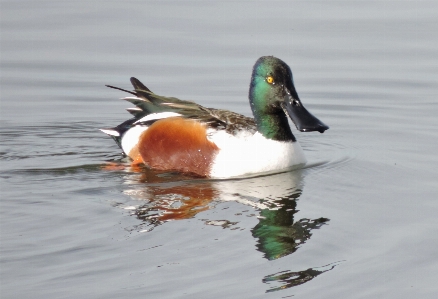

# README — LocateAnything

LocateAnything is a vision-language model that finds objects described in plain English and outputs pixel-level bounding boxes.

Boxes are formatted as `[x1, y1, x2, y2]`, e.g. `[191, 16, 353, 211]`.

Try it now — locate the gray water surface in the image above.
[1, 1, 437, 298]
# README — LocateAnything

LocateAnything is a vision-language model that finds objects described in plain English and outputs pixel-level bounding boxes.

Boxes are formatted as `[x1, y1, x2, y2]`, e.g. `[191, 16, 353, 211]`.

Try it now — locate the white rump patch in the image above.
[100, 129, 120, 137]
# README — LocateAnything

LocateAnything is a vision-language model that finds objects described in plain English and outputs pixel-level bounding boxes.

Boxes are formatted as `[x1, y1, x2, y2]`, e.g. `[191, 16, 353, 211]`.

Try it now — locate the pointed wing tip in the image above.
[126, 107, 144, 117]
[121, 96, 148, 103]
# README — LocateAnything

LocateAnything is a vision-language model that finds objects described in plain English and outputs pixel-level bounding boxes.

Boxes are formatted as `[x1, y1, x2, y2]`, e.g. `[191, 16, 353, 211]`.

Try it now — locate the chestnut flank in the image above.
[138, 117, 219, 177]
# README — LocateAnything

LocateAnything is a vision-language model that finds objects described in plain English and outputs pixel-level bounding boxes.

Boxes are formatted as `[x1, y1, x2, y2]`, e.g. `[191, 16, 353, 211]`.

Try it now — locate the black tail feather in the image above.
[105, 84, 137, 96]
[130, 77, 152, 92]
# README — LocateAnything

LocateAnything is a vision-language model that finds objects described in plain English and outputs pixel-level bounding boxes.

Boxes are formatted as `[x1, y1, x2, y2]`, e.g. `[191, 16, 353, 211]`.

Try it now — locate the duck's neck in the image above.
[249, 84, 296, 142]
[252, 108, 296, 142]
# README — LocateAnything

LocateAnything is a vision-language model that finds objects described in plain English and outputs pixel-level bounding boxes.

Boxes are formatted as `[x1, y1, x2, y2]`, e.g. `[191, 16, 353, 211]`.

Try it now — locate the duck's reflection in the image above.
[253, 203, 329, 260]
[132, 183, 217, 225]
[116, 165, 335, 292]
[214, 170, 329, 260]
[263, 261, 341, 293]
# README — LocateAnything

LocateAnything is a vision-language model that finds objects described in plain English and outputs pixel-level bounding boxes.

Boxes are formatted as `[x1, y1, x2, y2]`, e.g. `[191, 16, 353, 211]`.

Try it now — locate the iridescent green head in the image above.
[249, 56, 328, 141]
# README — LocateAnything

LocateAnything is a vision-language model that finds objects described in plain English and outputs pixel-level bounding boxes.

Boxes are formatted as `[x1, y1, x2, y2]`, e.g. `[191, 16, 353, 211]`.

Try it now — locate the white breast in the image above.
[208, 131, 306, 179]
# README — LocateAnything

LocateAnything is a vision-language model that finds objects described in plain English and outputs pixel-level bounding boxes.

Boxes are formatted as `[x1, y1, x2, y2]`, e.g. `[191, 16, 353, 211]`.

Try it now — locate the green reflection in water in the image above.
[252, 190, 329, 260]
[117, 167, 335, 293]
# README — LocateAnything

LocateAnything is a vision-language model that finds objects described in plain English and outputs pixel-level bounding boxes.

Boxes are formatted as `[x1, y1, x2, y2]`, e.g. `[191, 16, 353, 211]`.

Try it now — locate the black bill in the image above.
[282, 93, 329, 133]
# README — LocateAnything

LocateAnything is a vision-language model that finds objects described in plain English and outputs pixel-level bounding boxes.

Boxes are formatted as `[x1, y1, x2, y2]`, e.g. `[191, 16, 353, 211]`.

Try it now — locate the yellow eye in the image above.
[266, 76, 274, 84]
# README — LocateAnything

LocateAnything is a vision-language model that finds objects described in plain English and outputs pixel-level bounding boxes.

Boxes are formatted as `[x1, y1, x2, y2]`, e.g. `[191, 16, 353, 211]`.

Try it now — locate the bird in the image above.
[101, 56, 328, 178]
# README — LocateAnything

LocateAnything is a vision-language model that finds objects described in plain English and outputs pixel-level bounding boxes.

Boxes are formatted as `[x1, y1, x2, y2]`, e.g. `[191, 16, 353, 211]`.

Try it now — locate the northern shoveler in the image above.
[101, 56, 328, 178]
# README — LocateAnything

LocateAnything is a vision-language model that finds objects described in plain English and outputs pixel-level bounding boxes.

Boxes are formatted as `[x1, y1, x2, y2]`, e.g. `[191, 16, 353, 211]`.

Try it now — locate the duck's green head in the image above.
[249, 56, 329, 141]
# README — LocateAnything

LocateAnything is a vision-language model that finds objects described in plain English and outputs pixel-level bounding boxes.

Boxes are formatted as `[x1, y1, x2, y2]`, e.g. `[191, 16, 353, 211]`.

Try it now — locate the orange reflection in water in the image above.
[144, 184, 217, 222]
[103, 159, 336, 293]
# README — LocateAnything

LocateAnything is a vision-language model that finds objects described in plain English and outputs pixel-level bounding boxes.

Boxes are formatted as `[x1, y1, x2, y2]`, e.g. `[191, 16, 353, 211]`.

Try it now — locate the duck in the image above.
[101, 56, 328, 178]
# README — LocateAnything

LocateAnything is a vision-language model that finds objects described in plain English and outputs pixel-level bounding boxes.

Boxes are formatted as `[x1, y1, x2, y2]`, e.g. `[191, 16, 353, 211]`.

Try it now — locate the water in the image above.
[1, 1, 437, 298]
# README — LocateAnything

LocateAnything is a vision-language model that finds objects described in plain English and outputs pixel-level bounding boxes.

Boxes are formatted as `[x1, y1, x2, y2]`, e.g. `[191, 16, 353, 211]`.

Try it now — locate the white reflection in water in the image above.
[115, 164, 336, 291]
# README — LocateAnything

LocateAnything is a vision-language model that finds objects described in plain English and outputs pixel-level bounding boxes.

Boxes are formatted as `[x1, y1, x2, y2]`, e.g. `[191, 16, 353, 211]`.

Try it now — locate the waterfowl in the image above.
[101, 56, 328, 178]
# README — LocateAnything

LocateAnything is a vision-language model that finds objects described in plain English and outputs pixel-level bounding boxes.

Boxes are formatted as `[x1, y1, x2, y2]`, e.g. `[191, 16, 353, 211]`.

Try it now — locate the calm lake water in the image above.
[1, 1, 437, 298]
